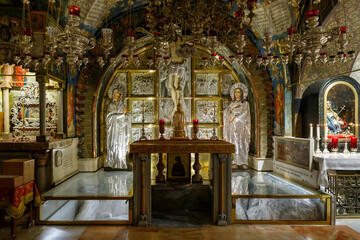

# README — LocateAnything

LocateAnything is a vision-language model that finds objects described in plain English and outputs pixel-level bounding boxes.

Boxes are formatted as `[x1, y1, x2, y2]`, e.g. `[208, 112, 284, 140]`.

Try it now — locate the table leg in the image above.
[192, 153, 203, 183]
[156, 153, 165, 183]
[217, 155, 227, 225]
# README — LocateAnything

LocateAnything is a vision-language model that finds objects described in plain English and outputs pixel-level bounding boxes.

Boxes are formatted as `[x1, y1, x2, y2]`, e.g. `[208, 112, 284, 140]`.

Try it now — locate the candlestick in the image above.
[309, 123, 313, 139]
[344, 136, 350, 154]
[19, 96, 29, 142]
[139, 100, 147, 140]
[316, 124, 320, 139]
[324, 126, 328, 140]
[210, 102, 218, 140]
[193, 119, 199, 140]
[159, 119, 165, 140]
[315, 138, 322, 155]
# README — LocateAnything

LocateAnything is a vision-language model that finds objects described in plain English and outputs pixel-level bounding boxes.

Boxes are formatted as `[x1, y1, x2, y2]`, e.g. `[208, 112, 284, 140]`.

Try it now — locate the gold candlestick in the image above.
[210, 101, 218, 140]
[139, 100, 147, 140]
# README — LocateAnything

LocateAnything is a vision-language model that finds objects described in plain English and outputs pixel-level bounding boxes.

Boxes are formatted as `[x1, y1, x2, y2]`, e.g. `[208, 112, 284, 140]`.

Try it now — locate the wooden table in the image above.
[130, 139, 235, 226]
[0, 180, 41, 239]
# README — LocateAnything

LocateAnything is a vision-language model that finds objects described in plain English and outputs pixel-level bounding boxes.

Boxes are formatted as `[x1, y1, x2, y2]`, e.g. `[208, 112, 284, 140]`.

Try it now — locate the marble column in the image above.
[56, 88, 64, 138]
[1, 87, 10, 136]
[36, 75, 48, 142]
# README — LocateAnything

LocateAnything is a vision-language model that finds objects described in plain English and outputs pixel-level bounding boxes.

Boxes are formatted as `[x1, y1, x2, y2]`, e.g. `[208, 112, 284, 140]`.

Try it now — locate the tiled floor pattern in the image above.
[1, 224, 360, 240]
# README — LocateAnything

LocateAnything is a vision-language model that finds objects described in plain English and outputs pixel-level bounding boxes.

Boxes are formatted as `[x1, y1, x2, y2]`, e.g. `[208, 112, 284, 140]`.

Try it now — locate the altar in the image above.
[130, 139, 235, 226]
[314, 153, 360, 215]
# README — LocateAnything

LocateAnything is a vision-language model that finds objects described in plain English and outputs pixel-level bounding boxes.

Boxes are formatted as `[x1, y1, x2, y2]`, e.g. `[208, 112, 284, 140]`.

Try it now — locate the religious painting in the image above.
[24, 106, 39, 119]
[131, 100, 155, 124]
[274, 137, 314, 171]
[325, 82, 357, 137]
[195, 73, 219, 96]
[197, 128, 218, 140]
[195, 100, 218, 123]
[222, 73, 236, 96]
[131, 72, 155, 96]
[167, 153, 191, 184]
[131, 127, 155, 142]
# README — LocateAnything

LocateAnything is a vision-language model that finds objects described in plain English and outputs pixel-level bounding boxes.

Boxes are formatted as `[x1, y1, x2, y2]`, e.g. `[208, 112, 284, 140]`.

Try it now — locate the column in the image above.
[33, 150, 50, 194]
[133, 153, 151, 226]
[211, 153, 232, 226]
[56, 88, 64, 138]
[36, 75, 48, 142]
[1, 87, 10, 137]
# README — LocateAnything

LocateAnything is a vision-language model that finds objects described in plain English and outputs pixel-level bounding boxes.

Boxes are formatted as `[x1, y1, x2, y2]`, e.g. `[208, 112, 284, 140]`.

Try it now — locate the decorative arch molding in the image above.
[92, 39, 263, 158]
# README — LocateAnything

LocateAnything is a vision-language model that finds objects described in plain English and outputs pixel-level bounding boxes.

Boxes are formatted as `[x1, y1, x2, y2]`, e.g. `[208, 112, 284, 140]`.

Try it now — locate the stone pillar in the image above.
[36, 75, 48, 142]
[56, 88, 64, 138]
[34, 150, 50, 194]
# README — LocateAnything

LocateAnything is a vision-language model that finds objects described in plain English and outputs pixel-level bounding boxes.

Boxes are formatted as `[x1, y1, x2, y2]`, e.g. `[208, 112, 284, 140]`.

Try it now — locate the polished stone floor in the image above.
[1, 223, 360, 240]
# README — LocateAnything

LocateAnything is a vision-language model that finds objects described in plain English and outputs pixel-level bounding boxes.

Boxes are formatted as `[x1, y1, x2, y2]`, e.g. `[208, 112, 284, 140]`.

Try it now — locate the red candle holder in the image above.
[69, 5, 81, 16]
[351, 137, 358, 152]
[331, 137, 338, 152]
[159, 119, 165, 140]
[193, 119, 199, 140]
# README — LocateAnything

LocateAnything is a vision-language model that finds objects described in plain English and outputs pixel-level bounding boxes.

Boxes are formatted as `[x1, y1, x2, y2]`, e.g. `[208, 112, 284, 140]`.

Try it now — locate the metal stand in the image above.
[139, 100, 147, 141]
[323, 139, 330, 154]
[210, 102, 218, 140]
[344, 137, 350, 154]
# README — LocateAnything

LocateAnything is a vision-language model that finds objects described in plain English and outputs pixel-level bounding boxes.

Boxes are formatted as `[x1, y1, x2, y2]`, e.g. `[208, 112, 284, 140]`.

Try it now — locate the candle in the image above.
[325, 126, 328, 139]
[332, 137, 338, 149]
[159, 119, 165, 132]
[309, 123, 313, 139]
[193, 119, 199, 140]
[316, 124, 320, 139]
[351, 137, 357, 149]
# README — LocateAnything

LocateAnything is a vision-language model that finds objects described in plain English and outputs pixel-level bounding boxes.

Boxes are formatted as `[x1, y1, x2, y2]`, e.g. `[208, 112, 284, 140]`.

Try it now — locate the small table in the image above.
[0, 180, 41, 239]
[130, 139, 235, 226]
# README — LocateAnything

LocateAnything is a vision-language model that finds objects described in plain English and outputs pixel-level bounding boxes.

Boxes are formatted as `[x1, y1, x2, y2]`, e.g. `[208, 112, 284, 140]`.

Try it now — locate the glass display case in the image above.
[40, 170, 133, 224]
[232, 171, 331, 224]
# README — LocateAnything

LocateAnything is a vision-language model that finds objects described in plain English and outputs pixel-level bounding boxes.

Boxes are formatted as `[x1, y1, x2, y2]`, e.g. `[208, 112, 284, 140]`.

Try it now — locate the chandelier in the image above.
[43, 0, 116, 70]
[283, 0, 355, 67]
[144, 0, 257, 68]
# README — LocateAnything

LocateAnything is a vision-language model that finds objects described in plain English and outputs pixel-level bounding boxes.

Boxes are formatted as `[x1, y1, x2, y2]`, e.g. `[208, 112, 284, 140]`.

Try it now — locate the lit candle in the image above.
[309, 123, 313, 139]
[316, 124, 320, 139]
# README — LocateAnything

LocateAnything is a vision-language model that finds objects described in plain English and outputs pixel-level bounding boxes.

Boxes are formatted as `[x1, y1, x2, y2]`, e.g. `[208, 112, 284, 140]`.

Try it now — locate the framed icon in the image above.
[167, 153, 191, 184]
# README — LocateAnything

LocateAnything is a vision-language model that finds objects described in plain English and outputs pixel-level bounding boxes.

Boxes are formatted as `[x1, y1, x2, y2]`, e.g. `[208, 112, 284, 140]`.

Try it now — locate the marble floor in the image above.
[1, 223, 360, 240]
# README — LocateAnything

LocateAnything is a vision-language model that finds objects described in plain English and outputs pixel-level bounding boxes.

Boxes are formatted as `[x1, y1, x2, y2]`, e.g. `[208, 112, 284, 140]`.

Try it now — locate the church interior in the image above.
[1, 0, 360, 239]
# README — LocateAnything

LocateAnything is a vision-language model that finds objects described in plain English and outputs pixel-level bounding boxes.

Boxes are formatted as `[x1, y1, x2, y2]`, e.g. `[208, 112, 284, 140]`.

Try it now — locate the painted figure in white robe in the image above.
[223, 82, 251, 167]
[105, 88, 131, 169]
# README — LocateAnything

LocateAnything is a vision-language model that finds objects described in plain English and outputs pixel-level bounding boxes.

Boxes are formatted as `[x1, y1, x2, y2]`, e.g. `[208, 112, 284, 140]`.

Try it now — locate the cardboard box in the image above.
[2, 159, 35, 183]
[0, 175, 23, 188]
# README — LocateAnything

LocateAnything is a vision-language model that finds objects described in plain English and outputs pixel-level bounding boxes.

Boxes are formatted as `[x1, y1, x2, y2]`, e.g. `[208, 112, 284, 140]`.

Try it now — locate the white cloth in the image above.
[315, 153, 360, 187]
